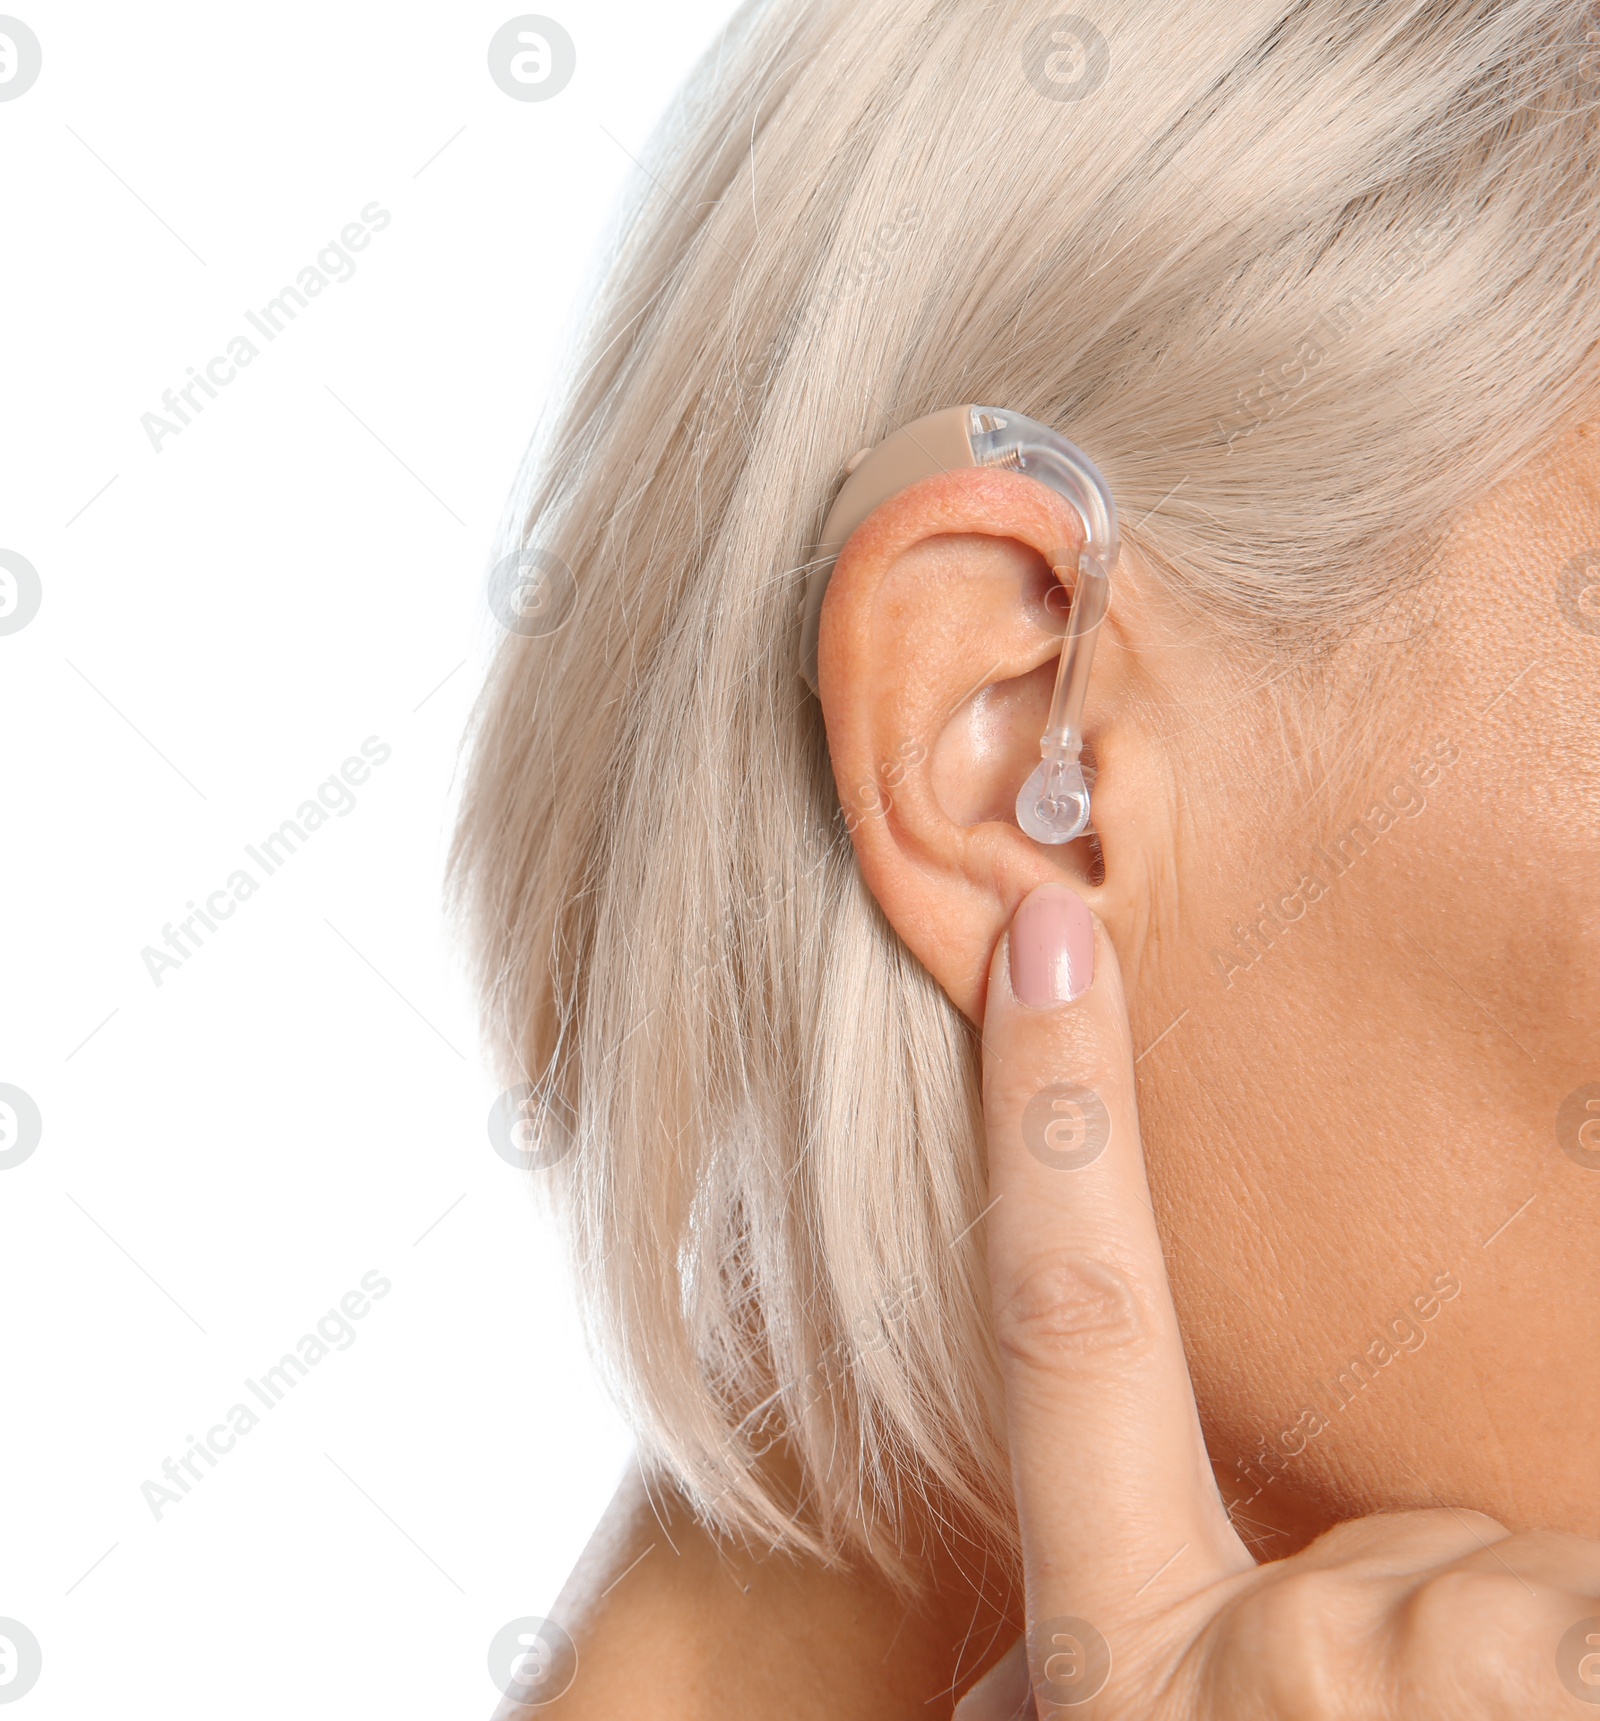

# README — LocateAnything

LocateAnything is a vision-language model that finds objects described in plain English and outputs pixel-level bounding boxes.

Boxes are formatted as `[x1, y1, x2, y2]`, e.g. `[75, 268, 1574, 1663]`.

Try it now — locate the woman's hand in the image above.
[955, 881, 1600, 1719]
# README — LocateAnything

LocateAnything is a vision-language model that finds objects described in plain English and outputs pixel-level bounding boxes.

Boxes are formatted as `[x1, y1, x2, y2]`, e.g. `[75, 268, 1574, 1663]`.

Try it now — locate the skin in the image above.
[505, 418, 1600, 1716]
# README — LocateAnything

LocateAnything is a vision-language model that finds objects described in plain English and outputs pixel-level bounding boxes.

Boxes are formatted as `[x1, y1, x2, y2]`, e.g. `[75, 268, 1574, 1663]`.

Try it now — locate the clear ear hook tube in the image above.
[799, 404, 1119, 845]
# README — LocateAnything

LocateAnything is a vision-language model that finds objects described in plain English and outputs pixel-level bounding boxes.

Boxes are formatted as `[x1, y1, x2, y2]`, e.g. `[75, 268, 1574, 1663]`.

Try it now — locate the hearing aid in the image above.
[798, 405, 1118, 845]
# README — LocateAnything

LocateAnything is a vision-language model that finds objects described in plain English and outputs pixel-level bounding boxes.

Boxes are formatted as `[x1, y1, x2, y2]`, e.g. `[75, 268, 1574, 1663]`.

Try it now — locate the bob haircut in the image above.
[450, 0, 1600, 1588]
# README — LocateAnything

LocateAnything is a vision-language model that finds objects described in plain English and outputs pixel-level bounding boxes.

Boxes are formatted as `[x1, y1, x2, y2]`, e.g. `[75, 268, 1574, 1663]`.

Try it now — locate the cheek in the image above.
[1120, 442, 1600, 1534]
[1137, 969, 1469, 1531]
[1134, 709, 1600, 1535]
[1463, 663, 1600, 1041]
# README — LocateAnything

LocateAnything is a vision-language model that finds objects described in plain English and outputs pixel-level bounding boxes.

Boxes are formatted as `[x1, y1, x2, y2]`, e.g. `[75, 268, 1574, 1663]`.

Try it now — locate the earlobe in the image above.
[816, 466, 1115, 1021]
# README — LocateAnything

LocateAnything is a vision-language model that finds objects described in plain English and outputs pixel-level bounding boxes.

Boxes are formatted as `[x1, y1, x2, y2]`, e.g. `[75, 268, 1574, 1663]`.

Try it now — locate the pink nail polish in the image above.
[1009, 883, 1094, 1007]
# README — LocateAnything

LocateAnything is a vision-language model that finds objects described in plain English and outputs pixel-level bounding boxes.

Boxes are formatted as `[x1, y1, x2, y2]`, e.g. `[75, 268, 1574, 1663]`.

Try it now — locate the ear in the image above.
[816, 465, 1171, 1023]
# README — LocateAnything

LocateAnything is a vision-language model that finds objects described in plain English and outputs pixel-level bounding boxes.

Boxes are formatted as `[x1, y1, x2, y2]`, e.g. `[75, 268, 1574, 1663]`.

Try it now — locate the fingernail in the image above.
[1009, 882, 1094, 1008]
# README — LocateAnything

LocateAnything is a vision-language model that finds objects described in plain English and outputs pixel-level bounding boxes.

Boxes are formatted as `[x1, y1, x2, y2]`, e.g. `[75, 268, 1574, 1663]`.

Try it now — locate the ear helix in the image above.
[799, 405, 1118, 844]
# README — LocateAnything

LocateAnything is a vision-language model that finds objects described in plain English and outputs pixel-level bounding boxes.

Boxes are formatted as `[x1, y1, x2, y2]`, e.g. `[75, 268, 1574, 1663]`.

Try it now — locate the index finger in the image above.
[981, 882, 1249, 1641]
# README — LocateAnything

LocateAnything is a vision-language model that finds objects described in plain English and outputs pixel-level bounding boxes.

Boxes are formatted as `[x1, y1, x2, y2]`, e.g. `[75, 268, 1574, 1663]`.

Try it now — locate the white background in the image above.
[0, 3, 736, 1713]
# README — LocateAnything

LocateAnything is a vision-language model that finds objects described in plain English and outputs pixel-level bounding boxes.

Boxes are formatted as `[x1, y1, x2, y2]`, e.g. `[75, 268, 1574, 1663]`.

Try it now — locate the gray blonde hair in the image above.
[450, 0, 1600, 1585]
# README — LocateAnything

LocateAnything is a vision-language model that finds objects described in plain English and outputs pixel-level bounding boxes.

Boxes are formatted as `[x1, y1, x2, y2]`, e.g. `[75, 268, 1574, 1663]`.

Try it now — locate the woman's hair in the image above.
[450, 0, 1600, 1586]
